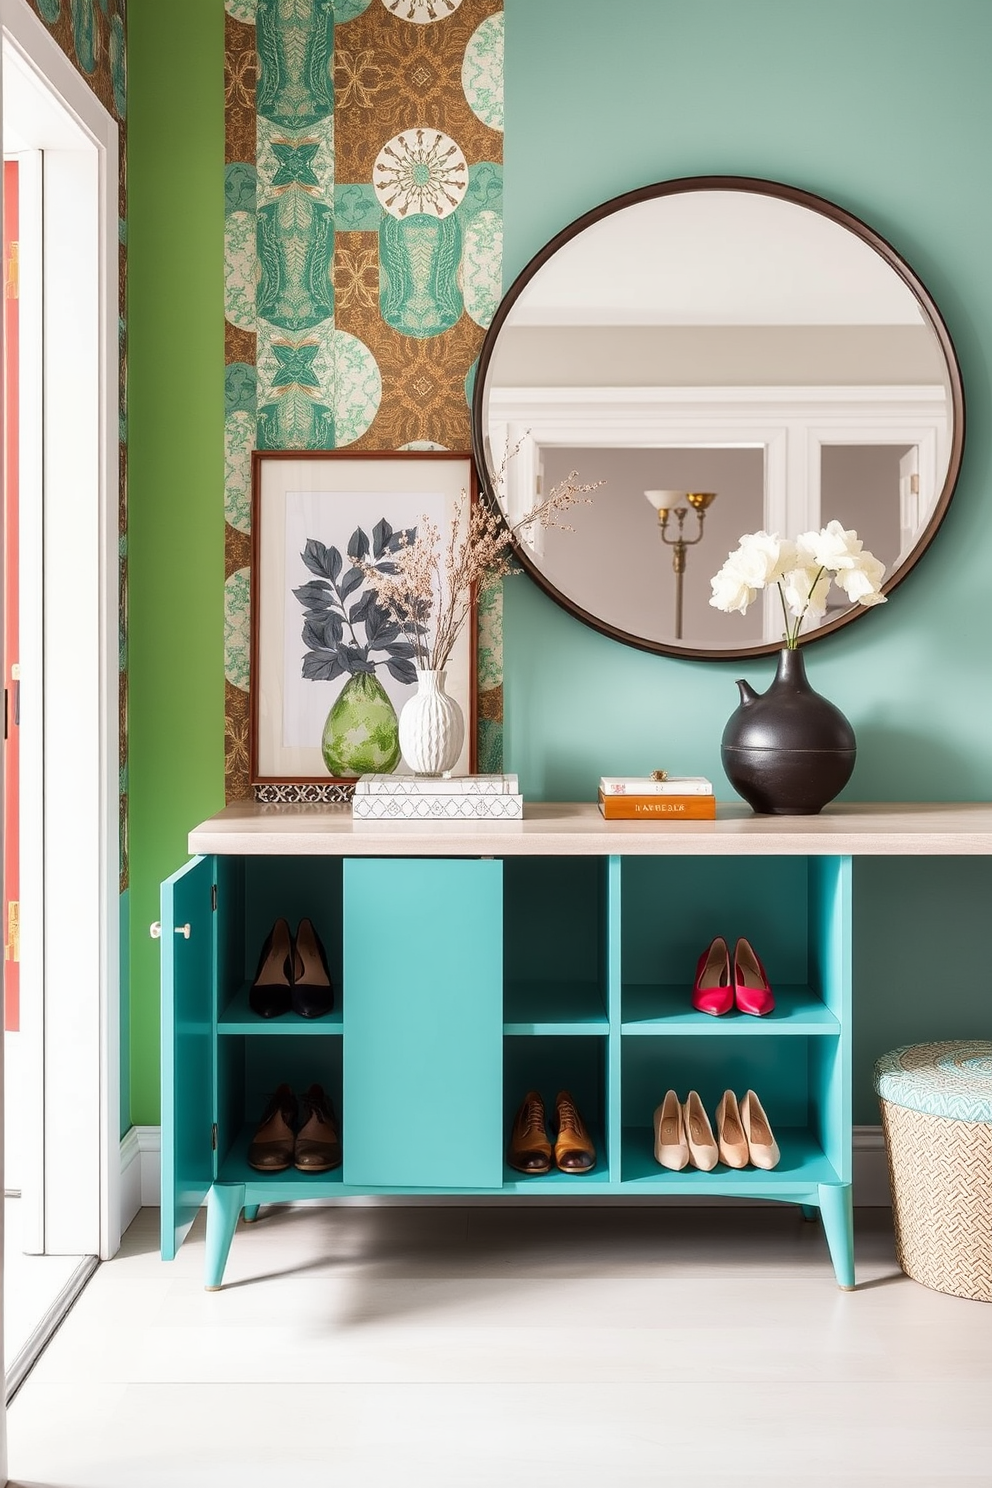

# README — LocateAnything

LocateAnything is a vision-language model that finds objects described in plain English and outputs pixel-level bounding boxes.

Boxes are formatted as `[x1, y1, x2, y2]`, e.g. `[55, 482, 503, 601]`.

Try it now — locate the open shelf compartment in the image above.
[502, 856, 608, 1033]
[503, 1033, 609, 1184]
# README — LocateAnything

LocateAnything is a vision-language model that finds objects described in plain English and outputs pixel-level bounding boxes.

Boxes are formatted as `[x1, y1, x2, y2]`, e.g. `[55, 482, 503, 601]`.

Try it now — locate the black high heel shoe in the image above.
[248, 917, 294, 1018]
[292, 918, 334, 1018]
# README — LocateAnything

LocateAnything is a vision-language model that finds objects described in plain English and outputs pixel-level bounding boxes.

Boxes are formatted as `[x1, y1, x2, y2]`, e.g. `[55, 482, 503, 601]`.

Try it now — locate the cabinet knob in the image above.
[149, 922, 191, 939]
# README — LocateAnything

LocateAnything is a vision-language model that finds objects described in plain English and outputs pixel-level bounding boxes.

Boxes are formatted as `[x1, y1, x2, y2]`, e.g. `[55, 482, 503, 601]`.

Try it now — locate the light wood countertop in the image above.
[188, 800, 992, 857]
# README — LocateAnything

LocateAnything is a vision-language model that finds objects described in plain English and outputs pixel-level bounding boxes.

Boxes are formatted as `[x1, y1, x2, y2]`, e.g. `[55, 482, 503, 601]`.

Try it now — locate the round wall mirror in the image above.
[471, 176, 965, 659]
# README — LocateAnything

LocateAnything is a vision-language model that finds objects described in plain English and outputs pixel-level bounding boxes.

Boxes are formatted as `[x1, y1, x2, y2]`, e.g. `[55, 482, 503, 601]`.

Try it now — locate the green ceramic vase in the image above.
[321, 672, 401, 777]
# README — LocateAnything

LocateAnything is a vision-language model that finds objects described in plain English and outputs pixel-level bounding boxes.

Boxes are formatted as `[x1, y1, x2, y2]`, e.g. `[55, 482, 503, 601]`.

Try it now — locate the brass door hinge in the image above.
[4, 901, 19, 962]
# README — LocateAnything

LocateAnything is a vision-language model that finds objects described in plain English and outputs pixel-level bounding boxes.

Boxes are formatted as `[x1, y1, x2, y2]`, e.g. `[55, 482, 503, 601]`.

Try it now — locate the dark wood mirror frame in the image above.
[471, 175, 966, 660]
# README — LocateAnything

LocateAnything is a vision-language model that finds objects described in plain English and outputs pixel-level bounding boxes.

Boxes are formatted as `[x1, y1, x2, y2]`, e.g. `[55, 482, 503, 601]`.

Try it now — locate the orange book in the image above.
[598, 791, 716, 820]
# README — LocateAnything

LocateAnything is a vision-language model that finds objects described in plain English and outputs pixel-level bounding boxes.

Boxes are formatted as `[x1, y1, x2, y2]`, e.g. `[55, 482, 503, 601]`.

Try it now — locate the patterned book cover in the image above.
[598, 793, 717, 820]
[353, 793, 524, 820]
[355, 773, 519, 797]
[599, 776, 713, 796]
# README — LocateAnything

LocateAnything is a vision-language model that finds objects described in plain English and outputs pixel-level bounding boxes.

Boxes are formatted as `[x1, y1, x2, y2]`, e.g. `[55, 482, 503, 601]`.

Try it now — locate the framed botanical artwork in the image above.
[250, 449, 478, 787]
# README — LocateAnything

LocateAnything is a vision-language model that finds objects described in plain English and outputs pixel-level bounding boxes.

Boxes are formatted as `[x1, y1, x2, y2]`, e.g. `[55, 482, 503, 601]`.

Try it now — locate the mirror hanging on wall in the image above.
[472, 176, 965, 660]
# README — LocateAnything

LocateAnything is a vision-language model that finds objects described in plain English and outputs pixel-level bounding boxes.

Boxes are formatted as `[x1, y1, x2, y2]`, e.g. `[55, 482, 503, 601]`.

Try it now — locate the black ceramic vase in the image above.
[721, 647, 856, 815]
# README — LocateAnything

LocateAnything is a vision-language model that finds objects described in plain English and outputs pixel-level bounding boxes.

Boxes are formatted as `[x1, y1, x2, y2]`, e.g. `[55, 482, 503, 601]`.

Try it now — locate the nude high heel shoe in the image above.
[740, 1088, 781, 1169]
[653, 1089, 689, 1170]
[683, 1090, 719, 1171]
[715, 1089, 749, 1169]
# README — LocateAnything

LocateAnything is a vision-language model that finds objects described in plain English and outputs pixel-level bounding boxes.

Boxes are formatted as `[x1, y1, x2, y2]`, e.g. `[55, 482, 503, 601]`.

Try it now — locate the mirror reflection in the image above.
[474, 181, 962, 657]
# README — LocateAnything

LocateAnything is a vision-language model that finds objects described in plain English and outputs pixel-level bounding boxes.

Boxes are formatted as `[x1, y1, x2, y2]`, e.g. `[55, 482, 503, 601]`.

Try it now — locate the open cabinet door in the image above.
[160, 855, 215, 1260]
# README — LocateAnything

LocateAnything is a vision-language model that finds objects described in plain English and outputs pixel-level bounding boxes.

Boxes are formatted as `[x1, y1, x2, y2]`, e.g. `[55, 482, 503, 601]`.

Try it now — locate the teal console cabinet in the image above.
[160, 801, 992, 1291]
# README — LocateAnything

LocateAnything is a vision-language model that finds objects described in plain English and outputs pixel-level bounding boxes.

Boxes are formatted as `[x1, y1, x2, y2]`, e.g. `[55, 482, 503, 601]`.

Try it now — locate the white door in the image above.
[0, 0, 120, 1288]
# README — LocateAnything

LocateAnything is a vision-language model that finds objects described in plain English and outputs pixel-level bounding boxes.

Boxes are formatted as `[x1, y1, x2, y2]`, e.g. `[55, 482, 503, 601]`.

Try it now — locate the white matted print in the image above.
[251, 451, 476, 784]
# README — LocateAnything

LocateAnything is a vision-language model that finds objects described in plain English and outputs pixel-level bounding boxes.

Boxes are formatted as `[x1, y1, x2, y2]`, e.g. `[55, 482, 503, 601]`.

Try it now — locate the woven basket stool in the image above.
[875, 1040, 992, 1302]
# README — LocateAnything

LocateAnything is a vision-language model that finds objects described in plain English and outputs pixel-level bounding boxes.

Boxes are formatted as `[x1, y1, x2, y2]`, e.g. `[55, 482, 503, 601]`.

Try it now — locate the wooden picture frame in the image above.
[250, 450, 478, 787]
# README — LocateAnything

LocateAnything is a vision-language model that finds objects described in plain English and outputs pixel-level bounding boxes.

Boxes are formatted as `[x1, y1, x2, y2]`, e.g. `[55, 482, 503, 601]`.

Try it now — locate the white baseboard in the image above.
[123, 1124, 890, 1219]
[853, 1124, 891, 1206]
[119, 1126, 161, 1231]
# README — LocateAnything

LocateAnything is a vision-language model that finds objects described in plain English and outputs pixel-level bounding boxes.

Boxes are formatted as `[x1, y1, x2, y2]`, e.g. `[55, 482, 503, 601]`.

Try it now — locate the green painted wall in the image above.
[125, 0, 991, 1127]
[503, 0, 992, 1120]
[127, 0, 226, 1125]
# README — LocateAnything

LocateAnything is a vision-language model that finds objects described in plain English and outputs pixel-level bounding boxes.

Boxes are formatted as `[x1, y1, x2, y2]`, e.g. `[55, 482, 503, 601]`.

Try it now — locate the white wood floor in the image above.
[7, 1202, 992, 1486]
[4, 1197, 83, 1367]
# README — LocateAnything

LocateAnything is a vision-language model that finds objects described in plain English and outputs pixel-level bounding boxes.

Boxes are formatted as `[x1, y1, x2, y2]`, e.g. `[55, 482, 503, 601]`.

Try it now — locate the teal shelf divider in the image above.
[621, 984, 842, 1035]
[218, 984, 343, 1035]
[606, 856, 624, 1185]
[620, 1124, 842, 1192]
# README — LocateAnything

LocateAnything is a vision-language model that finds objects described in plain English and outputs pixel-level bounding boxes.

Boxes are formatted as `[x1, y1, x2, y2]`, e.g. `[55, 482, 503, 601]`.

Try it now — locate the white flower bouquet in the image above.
[709, 520, 887, 648]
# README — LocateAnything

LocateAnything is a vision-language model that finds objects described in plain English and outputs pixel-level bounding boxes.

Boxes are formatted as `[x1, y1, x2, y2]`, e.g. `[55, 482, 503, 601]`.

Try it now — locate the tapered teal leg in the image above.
[818, 1183, 855, 1290]
[242, 1203, 260, 1224]
[205, 1184, 245, 1291]
[801, 1204, 818, 1222]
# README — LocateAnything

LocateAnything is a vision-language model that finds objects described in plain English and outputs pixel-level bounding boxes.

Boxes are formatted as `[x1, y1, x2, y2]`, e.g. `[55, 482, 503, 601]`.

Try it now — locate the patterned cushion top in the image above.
[875, 1041, 992, 1123]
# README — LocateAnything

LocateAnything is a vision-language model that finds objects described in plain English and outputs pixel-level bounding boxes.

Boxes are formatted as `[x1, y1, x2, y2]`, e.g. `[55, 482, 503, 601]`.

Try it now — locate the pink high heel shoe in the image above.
[733, 937, 775, 1017]
[692, 935, 733, 1016]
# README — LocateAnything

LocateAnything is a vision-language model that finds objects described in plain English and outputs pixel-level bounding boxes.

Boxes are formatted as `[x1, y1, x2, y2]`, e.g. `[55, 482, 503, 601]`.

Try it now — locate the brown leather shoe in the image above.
[554, 1090, 596, 1173]
[294, 1083, 342, 1172]
[507, 1090, 552, 1174]
[247, 1083, 297, 1171]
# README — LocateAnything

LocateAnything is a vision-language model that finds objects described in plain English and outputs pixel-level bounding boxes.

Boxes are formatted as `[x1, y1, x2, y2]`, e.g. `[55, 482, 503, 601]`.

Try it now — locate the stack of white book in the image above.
[352, 773, 523, 820]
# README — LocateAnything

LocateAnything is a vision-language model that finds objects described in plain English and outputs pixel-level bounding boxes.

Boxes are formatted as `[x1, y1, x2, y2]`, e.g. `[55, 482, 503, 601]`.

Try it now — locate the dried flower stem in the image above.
[359, 472, 600, 673]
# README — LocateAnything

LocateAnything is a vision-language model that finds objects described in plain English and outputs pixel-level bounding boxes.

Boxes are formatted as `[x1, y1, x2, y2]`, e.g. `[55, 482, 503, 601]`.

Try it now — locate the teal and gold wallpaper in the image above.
[223, 0, 504, 800]
[25, 0, 126, 120]
[25, 0, 128, 888]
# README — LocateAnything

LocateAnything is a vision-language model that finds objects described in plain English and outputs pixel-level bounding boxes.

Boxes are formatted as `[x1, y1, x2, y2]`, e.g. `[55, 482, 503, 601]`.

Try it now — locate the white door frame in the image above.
[0, 0, 120, 1266]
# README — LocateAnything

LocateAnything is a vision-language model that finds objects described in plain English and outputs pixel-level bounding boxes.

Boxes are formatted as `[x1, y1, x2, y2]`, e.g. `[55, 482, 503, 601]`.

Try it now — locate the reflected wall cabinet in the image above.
[159, 802, 992, 1291]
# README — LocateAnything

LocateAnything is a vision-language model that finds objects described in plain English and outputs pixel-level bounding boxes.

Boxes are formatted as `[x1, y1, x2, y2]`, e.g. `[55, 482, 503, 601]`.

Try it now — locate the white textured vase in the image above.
[398, 668, 465, 776]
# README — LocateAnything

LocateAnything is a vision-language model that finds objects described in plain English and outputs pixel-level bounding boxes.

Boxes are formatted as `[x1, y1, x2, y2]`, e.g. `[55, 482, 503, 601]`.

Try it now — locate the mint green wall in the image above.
[504, 0, 992, 1120]
[127, 0, 226, 1126]
[124, 0, 991, 1128]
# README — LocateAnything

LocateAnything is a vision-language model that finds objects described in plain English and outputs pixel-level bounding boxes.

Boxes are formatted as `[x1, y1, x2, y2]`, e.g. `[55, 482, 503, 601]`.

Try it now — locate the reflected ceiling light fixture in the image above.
[644, 490, 717, 641]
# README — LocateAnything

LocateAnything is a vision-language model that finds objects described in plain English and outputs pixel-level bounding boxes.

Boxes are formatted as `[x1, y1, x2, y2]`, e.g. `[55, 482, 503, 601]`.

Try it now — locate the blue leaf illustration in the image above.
[339, 566, 364, 600]
[347, 526, 370, 562]
[302, 539, 342, 581]
[349, 591, 374, 625]
[302, 617, 333, 651]
[293, 580, 334, 614]
[372, 518, 393, 559]
[302, 652, 346, 681]
[387, 657, 417, 685]
[389, 526, 417, 551]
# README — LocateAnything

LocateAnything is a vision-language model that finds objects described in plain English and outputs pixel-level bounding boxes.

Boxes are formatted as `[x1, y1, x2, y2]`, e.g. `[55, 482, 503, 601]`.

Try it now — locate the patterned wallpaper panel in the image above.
[24, 0, 128, 888]
[224, 0, 504, 801]
[25, 0, 126, 121]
